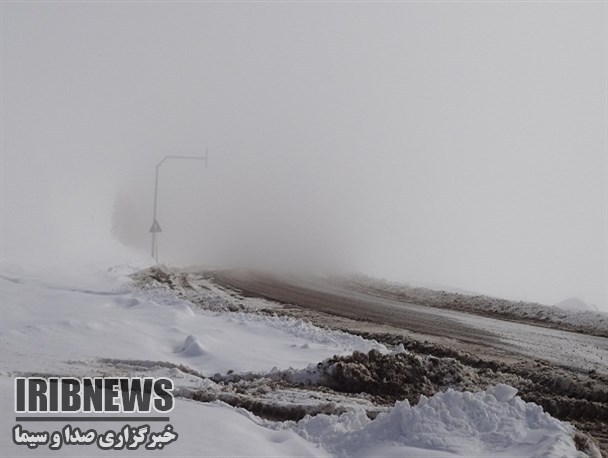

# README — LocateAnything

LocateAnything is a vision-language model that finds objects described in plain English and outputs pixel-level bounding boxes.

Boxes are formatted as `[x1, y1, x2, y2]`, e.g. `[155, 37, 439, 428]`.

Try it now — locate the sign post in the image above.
[150, 152, 207, 264]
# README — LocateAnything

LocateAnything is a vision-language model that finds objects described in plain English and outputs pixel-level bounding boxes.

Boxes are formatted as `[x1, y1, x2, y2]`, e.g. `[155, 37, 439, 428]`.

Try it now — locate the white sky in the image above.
[1, 2, 606, 310]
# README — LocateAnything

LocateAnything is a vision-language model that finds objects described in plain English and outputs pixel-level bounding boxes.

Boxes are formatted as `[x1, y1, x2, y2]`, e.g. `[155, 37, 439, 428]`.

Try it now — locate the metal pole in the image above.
[151, 165, 160, 261]
[150, 153, 207, 264]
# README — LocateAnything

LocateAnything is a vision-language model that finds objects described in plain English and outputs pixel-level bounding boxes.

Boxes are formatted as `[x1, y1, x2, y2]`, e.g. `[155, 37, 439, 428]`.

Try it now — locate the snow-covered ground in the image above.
[0, 252, 589, 457]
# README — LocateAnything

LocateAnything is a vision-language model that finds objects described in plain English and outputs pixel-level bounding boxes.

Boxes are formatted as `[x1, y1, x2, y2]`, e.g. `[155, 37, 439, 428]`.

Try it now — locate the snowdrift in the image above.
[293, 384, 586, 457]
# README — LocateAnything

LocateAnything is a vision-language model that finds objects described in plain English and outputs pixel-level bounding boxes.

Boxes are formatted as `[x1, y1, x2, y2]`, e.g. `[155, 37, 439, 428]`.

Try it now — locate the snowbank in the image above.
[0, 261, 384, 378]
[0, 377, 326, 458]
[292, 384, 585, 457]
[350, 275, 608, 337]
[0, 260, 588, 457]
[555, 297, 597, 313]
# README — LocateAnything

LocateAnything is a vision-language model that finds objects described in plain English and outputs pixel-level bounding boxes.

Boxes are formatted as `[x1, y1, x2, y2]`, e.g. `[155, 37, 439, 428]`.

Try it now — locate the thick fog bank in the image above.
[2, 2, 606, 311]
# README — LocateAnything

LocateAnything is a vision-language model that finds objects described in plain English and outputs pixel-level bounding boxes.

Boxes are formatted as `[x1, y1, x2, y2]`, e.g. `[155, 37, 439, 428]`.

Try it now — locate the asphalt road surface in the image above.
[212, 270, 608, 375]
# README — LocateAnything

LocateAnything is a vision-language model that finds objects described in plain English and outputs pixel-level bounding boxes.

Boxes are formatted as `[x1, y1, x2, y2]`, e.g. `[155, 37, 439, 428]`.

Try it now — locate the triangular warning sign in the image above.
[149, 220, 162, 233]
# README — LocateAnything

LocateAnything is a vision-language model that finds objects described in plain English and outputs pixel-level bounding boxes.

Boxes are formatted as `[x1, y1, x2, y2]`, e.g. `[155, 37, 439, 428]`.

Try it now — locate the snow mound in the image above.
[555, 297, 595, 312]
[178, 335, 206, 357]
[489, 383, 518, 402]
[293, 385, 583, 457]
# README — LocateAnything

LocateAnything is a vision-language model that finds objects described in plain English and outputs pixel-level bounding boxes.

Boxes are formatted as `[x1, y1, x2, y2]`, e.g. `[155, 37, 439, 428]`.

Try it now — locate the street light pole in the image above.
[150, 151, 208, 264]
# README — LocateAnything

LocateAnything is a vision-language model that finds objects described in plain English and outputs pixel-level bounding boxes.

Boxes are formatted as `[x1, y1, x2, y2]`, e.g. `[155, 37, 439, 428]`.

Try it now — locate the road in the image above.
[150, 267, 608, 455]
[211, 270, 608, 375]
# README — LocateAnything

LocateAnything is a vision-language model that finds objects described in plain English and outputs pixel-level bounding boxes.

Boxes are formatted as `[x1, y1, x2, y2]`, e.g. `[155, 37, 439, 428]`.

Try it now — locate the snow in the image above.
[345, 275, 608, 374]
[442, 305, 608, 374]
[291, 385, 583, 457]
[0, 376, 324, 457]
[1, 260, 384, 377]
[0, 254, 588, 457]
[491, 383, 519, 402]
[353, 275, 608, 335]
[555, 297, 597, 313]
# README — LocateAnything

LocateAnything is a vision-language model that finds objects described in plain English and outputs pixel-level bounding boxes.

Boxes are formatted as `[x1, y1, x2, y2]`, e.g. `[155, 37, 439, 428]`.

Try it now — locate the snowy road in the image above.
[1, 261, 603, 457]
[213, 270, 608, 375]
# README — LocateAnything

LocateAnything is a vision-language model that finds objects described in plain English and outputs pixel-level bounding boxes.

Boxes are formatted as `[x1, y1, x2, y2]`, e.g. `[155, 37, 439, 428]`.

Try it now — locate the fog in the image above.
[1, 2, 606, 311]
